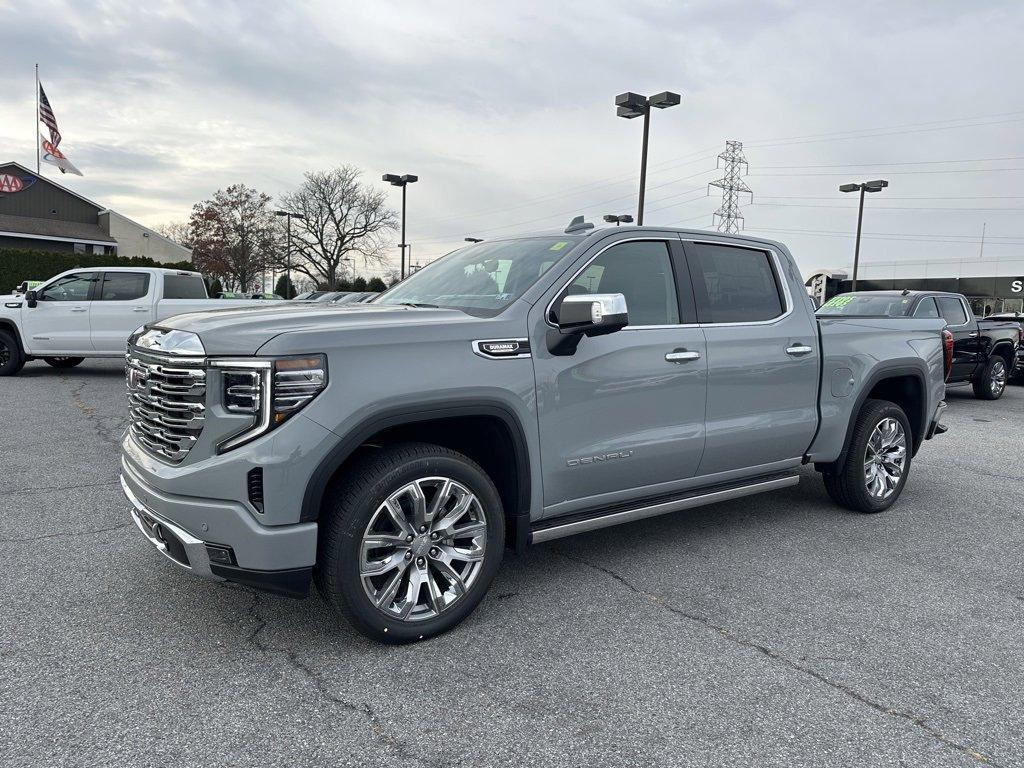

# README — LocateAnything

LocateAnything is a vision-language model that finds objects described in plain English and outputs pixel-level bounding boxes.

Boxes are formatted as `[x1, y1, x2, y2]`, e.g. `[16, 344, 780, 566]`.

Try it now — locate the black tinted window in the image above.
[567, 241, 680, 325]
[913, 297, 939, 318]
[163, 274, 208, 299]
[690, 244, 783, 323]
[39, 273, 95, 301]
[936, 296, 968, 325]
[99, 272, 149, 301]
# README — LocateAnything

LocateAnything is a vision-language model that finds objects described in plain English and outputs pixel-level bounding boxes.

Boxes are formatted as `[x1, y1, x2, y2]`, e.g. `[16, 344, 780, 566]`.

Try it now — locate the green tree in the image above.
[207, 278, 223, 297]
[274, 274, 296, 298]
[189, 184, 277, 292]
[352, 276, 368, 291]
[367, 277, 386, 292]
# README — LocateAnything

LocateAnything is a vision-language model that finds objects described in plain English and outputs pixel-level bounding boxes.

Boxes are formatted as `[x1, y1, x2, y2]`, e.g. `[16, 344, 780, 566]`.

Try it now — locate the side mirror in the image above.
[556, 293, 628, 336]
[25, 290, 38, 308]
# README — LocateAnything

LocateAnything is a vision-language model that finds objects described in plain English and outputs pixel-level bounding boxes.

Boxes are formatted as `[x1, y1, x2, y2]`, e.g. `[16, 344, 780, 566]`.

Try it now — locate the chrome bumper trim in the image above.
[121, 474, 219, 580]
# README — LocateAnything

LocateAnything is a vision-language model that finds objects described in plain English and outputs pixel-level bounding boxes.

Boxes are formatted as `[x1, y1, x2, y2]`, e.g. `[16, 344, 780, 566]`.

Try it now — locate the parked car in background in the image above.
[0, 268, 271, 376]
[987, 311, 1024, 381]
[120, 227, 948, 643]
[819, 290, 1021, 399]
[329, 291, 377, 304]
[293, 291, 328, 301]
[250, 292, 286, 300]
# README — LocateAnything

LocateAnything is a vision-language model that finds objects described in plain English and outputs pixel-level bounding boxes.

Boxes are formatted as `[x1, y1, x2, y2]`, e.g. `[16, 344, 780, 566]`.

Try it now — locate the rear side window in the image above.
[688, 244, 784, 323]
[163, 274, 208, 299]
[913, 297, 939, 318]
[99, 272, 150, 301]
[936, 296, 968, 325]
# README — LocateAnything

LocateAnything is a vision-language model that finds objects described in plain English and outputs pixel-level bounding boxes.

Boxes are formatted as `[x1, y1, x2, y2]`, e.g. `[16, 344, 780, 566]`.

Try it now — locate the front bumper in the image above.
[121, 462, 316, 597]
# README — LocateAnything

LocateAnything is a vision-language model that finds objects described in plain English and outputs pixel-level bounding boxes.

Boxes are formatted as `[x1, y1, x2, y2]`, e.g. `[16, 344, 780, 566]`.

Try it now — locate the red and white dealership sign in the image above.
[0, 173, 38, 194]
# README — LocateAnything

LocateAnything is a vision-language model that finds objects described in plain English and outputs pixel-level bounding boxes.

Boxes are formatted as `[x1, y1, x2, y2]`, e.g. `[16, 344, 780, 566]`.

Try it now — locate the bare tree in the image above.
[188, 184, 277, 292]
[278, 166, 398, 290]
[152, 220, 192, 247]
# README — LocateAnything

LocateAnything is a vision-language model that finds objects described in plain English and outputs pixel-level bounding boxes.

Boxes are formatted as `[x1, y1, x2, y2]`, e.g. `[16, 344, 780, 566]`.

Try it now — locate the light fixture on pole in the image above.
[615, 91, 681, 225]
[603, 214, 634, 227]
[274, 210, 304, 296]
[382, 173, 418, 279]
[464, 237, 483, 243]
[839, 179, 888, 291]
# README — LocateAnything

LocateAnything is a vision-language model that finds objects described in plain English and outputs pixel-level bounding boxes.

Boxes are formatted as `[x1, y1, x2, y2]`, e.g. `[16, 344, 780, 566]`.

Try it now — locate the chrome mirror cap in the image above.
[557, 293, 629, 335]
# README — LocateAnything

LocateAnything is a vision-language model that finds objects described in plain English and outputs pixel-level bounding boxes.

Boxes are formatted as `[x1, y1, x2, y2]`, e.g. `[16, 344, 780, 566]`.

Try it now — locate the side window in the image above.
[565, 241, 680, 326]
[913, 297, 939, 318]
[98, 272, 150, 301]
[39, 272, 95, 302]
[936, 296, 968, 325]
[688, 244, 784, 323]
[163, 275, 209, 299]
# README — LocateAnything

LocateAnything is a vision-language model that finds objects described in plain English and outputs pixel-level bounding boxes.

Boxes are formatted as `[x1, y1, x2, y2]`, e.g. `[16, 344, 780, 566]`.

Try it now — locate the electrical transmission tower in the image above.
[708, 140, 752, 233]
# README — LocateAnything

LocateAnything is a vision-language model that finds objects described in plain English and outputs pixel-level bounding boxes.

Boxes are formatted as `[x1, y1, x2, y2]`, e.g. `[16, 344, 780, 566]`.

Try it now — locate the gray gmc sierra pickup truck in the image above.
[120, 225, 949, 643]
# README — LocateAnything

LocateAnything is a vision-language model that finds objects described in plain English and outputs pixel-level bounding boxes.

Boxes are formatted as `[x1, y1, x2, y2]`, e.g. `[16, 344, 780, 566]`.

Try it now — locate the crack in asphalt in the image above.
[62, 373, 127, 449]
[243, 592, 444, 768]
[0, 521, 130, 544]
[560, 551, 1003, 768]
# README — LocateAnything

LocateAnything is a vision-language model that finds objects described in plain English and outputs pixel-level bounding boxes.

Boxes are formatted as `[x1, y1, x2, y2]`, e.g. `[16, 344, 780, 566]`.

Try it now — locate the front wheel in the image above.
[0, 329, 25, 376]
[315, 442, 505, 643]
[43, 357, 85, 369]
[823, 399, 912, 514]
[972, 356, 1007, 400]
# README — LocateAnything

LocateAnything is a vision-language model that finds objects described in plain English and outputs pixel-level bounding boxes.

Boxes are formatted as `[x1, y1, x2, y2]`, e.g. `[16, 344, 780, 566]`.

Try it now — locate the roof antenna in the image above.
[564, 215, 594, 234]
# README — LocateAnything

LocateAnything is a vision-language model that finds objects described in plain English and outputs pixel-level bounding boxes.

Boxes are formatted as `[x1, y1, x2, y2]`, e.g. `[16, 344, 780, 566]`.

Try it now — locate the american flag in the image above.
[38, 83, 61, 148]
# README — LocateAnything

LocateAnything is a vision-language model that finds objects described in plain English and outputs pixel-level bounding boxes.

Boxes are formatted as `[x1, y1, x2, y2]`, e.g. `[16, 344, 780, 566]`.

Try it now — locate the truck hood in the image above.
[154, 302, 473, 355]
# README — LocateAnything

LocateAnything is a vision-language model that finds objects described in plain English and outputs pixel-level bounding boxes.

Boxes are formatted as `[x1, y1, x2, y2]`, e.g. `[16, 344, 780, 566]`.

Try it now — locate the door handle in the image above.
[968, 331, 979, 337]
[666, 350, 701, 363]
[132, 307, 149, 312]
[786, 344, 814, 356]
[70, 307, 87, 313]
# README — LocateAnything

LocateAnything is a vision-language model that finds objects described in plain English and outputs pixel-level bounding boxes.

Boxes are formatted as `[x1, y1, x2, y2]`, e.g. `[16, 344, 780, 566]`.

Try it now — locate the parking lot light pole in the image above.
[274, 210, 304, 297]
[603, 214, 634, 227]
[839, 180, 888, 291]
[615, 91, 681, 225]
[383, 173, 418, 279]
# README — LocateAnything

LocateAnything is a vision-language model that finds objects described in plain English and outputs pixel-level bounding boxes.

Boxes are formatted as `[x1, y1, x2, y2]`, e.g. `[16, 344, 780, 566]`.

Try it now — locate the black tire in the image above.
[822, 399, 913, 514]
[0, 329, 25, 377]
[315, 442, 505, 644]
[43, 357, 85, 369]
[972, 355, 1008, 400]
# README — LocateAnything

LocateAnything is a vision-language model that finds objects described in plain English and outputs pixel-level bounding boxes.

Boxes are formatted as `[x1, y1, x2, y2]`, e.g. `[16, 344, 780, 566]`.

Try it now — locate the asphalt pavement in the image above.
[1, 359, 1022, 767]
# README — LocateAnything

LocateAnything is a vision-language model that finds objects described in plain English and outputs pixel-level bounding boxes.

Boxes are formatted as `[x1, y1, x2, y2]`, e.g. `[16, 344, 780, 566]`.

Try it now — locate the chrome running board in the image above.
[530, 474, 800, 544]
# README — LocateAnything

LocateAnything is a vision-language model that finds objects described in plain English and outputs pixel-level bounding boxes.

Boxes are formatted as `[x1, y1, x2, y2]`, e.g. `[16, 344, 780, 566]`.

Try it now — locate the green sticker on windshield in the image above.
[549, 242, 569, 251]
[822, 295, 855, 308]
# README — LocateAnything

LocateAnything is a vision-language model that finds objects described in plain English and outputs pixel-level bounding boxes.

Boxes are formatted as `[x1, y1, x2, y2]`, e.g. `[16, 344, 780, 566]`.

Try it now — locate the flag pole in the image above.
[34, 63, 40, 174]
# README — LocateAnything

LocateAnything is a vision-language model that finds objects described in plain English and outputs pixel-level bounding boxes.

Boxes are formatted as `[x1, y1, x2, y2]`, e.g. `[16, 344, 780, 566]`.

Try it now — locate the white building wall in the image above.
[98, 210, 192, 263]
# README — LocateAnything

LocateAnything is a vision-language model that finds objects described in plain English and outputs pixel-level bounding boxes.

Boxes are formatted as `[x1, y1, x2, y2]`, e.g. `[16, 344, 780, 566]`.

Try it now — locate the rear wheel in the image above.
[43, 357, 85, 369]
[315, 442, 504, 644]
[823, 399, 912, 514]
[972, 356, 1007, 400]
[0, 330, 25, 376]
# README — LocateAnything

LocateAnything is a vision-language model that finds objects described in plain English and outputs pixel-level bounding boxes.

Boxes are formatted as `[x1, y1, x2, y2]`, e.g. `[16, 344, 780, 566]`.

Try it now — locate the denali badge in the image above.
[567, 450, 634, 467]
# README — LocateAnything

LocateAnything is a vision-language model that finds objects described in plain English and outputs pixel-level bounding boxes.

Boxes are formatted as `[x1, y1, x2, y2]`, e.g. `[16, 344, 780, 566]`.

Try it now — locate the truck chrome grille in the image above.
[126, 351, 206, 463]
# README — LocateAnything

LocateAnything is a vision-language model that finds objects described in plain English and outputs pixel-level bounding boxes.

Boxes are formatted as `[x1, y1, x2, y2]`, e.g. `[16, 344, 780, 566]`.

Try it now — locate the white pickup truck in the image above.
[0, 267, 263, 375]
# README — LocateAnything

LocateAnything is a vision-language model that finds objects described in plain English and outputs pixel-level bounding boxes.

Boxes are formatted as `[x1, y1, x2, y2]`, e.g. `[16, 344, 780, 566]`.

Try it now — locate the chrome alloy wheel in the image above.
[990, 359, 1007, 396]
[360, 476, 488, 622]
[863, 417, 907, 500]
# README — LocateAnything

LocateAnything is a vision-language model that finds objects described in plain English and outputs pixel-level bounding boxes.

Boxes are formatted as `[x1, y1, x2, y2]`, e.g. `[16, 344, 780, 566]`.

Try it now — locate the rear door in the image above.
[935, 295, 978, 380]
[90, 271, 154, 353]
[21, 271, 98, 353]
[683, 240, 819, 477]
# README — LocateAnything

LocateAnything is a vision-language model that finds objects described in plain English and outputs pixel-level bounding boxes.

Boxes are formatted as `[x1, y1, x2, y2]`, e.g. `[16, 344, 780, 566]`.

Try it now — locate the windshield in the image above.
[374, 236, 584, 316]
[817, 293, 914, 317]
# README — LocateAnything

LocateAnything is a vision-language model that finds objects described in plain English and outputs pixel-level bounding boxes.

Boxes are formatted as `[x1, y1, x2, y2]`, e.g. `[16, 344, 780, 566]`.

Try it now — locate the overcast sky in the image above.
[2, 0, 1023, 279]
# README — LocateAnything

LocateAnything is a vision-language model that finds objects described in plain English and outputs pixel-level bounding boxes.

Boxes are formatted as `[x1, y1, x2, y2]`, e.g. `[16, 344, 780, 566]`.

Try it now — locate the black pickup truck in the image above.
[987, 311, 1024, 382]
[819, 290, 1021, 400]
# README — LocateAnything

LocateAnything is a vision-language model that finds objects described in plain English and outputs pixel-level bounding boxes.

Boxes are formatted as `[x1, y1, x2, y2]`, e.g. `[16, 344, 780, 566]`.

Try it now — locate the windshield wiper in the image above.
[394, 301, 440, 308]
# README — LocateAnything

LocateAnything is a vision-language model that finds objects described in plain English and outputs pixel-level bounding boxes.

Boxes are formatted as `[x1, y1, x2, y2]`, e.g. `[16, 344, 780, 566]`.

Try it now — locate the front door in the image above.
[90, 271, 153, 353]
[531, 237, 708, 517]
[935, 295, 978, 380]
[21, 271, 98, 354]
[682, 240, 820, 477]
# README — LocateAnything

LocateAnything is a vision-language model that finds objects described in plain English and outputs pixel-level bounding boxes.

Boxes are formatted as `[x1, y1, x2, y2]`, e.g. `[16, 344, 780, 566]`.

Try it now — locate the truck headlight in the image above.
[212, 355, 327, 452]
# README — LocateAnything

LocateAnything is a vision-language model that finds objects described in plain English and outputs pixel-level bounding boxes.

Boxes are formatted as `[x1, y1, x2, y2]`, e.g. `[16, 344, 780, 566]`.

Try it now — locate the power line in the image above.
[756, 155, 1024, 169]
[752, 202, 1024, 213]
[746, 225, 1024, 245]
[709, 141, 751, 233]
[750, 167, 1024, 177]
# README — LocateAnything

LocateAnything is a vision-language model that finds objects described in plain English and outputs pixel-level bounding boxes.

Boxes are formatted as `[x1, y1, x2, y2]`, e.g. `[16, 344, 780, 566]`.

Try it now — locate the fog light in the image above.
[205, 544, 235, 565]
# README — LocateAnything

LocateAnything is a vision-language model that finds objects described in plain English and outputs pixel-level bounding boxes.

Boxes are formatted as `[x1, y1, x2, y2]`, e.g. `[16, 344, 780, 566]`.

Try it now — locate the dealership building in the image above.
[0, 161, 190, 263]
[806, 254, 1024, 316]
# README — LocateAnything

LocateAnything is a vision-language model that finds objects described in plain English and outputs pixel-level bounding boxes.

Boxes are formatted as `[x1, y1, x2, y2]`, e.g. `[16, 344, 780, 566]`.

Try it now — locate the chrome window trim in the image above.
[682, 239, 794, 328]
[543, 236, 685, 332]
[472, 339, 532, 359]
